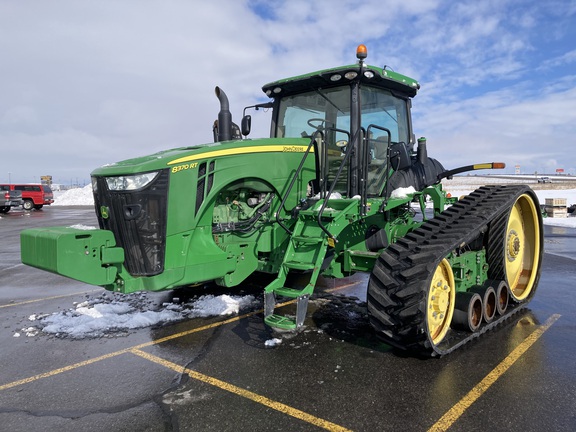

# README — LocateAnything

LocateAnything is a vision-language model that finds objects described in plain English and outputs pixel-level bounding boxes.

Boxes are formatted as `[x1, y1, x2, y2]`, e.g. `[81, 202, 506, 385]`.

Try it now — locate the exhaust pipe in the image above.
[451, 292, 483, 332]
[469, 285, 497, 323]
[215, 86, 232, 142]
[417, 137, 428, 165]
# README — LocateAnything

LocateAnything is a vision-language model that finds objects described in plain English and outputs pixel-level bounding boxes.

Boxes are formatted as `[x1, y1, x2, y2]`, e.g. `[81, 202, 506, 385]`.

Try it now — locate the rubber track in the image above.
[367, 185, 542, 356]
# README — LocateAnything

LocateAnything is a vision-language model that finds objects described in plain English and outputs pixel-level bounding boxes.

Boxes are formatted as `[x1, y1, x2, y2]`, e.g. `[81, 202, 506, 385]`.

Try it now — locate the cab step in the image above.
[284, 261, 316, 271]
[264, 314, 297, 330]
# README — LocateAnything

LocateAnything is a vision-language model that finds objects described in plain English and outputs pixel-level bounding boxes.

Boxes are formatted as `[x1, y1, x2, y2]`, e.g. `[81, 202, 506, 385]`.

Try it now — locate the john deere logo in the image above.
[100, 206, 110, 219]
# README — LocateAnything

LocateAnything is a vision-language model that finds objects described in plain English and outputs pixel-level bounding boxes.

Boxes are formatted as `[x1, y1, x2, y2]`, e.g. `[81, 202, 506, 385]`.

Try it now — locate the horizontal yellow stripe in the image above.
[131, 349, 352, 432]
[0, 350, 129, 391]
[428, 313, 561, 432]
[168, 144, 314, 165]
[0, 289, 100, 309]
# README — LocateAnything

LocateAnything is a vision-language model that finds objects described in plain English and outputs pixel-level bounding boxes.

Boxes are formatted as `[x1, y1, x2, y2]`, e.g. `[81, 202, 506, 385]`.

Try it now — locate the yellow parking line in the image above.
[0, 350, 129, 391]
[0, 290, 100, 309]
[0, 305, 274, 390]
[428, 313, 561, 432]
[130, 348, 352, 432]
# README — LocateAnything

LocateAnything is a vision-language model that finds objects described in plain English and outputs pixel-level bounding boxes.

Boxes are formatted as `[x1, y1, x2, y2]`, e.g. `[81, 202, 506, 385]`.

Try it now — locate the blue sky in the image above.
[1, 0, 575, 185]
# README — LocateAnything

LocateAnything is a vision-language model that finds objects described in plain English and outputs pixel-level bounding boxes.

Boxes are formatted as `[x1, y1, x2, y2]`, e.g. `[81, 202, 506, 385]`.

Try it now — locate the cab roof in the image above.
[262, 63, 420, 98]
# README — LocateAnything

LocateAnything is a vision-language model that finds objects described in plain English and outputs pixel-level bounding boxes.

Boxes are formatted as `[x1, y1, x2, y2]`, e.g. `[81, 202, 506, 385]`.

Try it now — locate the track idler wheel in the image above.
[469, 285, 497, 323]
[486, 279, 510, 315]
[452, 292, 483, 332]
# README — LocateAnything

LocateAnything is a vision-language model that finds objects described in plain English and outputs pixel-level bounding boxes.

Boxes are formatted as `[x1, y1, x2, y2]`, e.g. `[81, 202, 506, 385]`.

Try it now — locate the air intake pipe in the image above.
[215, 86, 232, 142]
[417, 136, 428, 165]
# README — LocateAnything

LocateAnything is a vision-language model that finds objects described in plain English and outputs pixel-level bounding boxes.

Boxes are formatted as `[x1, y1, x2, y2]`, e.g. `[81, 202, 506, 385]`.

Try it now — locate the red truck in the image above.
[0, 184, 54, 210]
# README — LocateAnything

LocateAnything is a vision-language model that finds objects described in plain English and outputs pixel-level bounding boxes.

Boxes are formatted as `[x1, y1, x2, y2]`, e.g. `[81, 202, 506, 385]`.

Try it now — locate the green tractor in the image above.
[21, 45, 542, 356]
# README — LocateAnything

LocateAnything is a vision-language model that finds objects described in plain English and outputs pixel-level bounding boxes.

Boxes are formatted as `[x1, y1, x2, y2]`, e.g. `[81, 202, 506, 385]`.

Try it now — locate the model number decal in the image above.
[171, 163, 198, 174]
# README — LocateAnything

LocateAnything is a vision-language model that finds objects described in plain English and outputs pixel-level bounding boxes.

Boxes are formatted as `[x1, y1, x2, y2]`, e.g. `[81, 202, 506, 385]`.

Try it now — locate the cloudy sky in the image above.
[1, 0, 575, 185]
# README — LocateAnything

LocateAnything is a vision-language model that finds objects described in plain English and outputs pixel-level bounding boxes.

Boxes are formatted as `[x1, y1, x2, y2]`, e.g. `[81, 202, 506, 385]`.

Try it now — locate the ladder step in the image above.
[273, 286, 308, 298]
[284, 261, 315, 271]
[264, 314, 297, 330]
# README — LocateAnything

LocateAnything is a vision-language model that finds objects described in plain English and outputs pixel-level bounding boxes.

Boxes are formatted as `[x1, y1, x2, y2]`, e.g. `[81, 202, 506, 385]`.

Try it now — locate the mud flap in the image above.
[21, 227, 124, 286]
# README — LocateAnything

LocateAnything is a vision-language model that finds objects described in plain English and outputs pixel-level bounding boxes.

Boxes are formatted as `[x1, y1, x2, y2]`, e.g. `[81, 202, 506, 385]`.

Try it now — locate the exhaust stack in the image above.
[215, 86, 232, 142]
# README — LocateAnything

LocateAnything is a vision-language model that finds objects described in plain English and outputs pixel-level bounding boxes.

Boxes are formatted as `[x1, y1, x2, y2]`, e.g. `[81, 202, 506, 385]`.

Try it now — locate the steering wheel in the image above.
[307, 118, 328, 130]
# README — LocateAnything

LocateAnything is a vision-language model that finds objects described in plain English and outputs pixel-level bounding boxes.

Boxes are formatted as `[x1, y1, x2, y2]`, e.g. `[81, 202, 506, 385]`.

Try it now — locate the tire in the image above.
[22, 200, 34, 211]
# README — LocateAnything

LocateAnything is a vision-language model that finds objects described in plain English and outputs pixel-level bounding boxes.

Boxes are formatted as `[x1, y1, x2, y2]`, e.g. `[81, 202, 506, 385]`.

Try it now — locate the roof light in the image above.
[356, 44, 367, 60]
[330, 74, 342, 82]
[344, 71, 358, 80]
[363, 70, 374, 78]
[273, 87, 282, 94]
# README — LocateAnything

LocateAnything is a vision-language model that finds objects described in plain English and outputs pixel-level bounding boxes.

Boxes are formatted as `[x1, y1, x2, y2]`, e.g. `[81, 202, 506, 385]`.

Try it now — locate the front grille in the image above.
[93, 169, 169, 276]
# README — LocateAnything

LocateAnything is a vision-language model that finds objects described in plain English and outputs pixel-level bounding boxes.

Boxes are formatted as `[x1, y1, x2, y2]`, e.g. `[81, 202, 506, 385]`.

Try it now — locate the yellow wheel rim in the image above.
[427, 259, 456, 345]
[505, 194, 541, 301]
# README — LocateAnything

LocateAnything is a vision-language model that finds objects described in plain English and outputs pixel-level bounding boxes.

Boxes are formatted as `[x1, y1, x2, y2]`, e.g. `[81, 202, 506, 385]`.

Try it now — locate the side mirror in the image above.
[241, 115, 252, 137]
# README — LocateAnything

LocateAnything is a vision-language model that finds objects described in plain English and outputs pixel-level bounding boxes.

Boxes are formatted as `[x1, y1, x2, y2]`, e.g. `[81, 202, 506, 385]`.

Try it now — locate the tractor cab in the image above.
[260, 45, 422, 199]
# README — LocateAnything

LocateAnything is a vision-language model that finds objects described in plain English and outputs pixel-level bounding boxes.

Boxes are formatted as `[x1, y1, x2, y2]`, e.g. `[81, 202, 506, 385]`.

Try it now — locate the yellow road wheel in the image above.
[427, 259, 456, 345]
[504, 194, 541, 301]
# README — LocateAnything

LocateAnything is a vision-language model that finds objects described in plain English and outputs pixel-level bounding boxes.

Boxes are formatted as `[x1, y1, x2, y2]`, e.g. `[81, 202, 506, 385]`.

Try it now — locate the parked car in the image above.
[537, 176, 552, 183]
[0, 185, 23, 213]
[0, 184, 54, 210]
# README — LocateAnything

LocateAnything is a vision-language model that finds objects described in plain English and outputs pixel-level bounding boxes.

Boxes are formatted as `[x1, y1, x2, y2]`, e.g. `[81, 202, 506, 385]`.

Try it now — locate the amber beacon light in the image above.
[356, 44, 367, 60]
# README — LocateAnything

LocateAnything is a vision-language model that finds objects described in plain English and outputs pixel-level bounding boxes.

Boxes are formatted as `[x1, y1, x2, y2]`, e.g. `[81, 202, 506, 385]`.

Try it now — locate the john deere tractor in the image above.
[21, 45, 542, 356]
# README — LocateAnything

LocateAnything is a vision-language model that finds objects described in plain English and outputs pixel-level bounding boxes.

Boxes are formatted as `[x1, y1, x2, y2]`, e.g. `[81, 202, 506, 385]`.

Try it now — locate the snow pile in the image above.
[390, 186, 416, 198]
[16, 292, 258, 339]
[53, 184, 94, 205]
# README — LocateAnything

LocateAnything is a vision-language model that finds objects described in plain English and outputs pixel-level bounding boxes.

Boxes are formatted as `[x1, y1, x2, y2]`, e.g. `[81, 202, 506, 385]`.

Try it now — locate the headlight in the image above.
[105, 171, 159, 191]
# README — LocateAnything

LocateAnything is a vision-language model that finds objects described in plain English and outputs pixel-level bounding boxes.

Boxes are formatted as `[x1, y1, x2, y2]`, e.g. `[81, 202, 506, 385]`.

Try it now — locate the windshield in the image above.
[275, 86, 409, 144]
[275, 85, 410, 196]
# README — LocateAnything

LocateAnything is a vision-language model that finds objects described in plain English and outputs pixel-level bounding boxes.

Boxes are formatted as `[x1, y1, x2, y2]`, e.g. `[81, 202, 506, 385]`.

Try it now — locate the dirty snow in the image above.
[17, 292, 258, 339]
[265, 338, 283, 347]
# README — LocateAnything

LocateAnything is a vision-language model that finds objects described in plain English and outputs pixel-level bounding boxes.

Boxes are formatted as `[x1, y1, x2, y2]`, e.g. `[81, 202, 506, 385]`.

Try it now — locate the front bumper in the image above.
[21, 226, 124, 286]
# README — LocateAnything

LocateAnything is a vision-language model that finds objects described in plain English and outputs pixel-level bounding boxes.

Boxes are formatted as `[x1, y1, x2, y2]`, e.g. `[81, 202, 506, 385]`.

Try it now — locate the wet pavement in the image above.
[1, 207, 575, 431]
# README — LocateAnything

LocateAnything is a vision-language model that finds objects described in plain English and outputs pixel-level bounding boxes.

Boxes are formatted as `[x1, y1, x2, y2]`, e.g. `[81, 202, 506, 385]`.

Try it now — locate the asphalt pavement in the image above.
[1, 206, 575, 431]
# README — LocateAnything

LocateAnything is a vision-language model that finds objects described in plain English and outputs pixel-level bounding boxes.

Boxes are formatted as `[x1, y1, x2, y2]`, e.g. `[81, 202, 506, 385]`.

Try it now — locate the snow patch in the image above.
[390, 186, 416, 198]
[68, 224, 98, 230]
[265, 338, 283, 347]
[19, 292, 258, 339]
